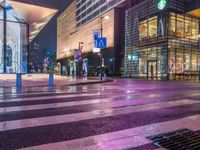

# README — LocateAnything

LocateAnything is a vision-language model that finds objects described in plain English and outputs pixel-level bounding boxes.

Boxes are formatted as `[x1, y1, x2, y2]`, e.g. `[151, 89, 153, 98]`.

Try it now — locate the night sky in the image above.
[19, 0, 74, 52]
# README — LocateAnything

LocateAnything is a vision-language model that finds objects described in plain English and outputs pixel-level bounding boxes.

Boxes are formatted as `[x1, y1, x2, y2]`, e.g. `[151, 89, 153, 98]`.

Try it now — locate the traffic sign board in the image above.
[96, 38, 107, 49]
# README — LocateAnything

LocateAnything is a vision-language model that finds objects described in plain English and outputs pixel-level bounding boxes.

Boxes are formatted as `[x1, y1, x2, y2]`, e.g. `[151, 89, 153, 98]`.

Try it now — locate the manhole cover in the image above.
[147, 129, 200, 150]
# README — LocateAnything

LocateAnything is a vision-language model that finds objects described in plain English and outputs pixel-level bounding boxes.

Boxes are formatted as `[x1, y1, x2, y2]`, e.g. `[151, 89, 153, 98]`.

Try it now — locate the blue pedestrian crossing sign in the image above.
[96, 38, 107, 49]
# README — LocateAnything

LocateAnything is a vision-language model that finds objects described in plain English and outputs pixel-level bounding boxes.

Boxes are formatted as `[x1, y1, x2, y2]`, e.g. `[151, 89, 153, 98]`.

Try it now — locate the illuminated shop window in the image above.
[184, 53, 190, 70]
[139, 20, 148, 40]
[191, 53, 198, 71]
[169, 13, 176, 36]
[148, 16, 157, 38]
[177, 14, 184, 38]
[184, 17, 191, 39]
[191, 21, 199, 40]
[139, 16, 157, 40]
[169, 12, 199, 40]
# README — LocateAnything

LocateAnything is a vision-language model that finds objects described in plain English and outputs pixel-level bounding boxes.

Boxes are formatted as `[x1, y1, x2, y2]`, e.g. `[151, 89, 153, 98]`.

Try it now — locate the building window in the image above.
[176, 14, 184, 38]
[169, 13, 176, 36]
[169, 12, 199, 40]
[191, 21, 199, 40]
[139, 16, 157, 40]
[148, 16, 157, 38]
[139, 20, 148, 40]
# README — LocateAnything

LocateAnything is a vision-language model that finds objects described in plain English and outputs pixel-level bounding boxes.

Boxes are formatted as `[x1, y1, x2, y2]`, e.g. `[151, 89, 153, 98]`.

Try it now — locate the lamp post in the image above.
[77, 42, 84, 76]
[99, 15, 109, 81]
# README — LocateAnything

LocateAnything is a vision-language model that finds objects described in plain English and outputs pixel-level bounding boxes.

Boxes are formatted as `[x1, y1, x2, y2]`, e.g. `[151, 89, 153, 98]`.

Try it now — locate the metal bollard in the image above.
[104, 73, 107, 81]
[16, 73, 22, 87]
[49, 73, 54, 86]
[99, 73, 101, 81]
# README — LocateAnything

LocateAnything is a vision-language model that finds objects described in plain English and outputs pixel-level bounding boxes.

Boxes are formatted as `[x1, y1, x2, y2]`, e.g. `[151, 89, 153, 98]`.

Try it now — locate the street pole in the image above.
[100, 17, 103, 81]
[3, 5, 6, 73]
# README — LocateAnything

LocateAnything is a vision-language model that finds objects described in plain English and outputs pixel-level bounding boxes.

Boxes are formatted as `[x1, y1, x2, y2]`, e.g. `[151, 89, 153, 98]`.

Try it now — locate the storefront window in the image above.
[159, 50, 168, 78]
[191, 21, 199, 40]
[184, 17, 191, 39]
[169, 49, 175, 77]
[184, 53, 190, 71]
[177, 15, 184, 38]
[176, 50, 184, 74]
[139, 16, 157, 40]
[191, 53, 198, 71]
[169, 12, 199, 40]
[169, 13, 176, 36]
[139, 20, 148, 40]
[148, 16, 157, 38]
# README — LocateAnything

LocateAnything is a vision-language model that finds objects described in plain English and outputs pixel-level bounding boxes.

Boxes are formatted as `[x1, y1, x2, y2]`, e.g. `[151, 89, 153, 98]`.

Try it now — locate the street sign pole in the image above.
[100, 17, 103, 81]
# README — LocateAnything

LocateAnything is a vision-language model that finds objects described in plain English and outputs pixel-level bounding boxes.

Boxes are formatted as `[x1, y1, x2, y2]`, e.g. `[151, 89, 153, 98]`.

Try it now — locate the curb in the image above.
[0, 79, 113, 88]
[68, 79, 113, 86]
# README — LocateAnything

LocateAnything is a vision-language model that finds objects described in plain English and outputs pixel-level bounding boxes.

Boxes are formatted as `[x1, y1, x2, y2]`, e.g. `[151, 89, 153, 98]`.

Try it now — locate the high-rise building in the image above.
[0, 0, 57, 73]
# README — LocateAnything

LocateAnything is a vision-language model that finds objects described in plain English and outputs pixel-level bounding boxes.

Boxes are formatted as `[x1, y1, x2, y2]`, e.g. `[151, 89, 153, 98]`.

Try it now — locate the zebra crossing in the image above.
[0, 80, 200, 150]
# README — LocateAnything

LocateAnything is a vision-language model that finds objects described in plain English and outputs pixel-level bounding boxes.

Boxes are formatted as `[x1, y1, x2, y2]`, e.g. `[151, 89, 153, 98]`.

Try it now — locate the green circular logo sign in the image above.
[158, 0, 167, 10]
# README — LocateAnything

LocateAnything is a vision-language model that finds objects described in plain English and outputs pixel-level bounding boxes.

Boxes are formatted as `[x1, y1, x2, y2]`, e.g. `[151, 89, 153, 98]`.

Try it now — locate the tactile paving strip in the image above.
[147, 129, 200, 150]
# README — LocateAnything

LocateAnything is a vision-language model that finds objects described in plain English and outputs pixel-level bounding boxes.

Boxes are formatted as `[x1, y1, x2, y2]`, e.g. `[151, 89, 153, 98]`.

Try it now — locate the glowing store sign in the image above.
[157, 0, 167, 10]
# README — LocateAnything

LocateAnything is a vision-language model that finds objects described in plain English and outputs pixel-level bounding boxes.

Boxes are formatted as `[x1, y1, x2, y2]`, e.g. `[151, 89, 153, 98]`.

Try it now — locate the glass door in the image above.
[148, 61, 157, 80]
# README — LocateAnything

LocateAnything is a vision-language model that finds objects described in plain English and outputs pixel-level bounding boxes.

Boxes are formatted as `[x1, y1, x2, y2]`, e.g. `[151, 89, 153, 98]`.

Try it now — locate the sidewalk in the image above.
[0, 74, 112, 87]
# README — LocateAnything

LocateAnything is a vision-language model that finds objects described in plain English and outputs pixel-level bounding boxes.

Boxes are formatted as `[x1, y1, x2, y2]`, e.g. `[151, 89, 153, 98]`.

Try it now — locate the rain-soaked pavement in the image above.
[0, 79, 200, 150]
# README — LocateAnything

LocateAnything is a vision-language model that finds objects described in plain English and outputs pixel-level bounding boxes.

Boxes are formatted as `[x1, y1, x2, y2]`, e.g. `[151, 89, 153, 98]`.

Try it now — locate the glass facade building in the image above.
[125, 0, 200, 80]
[0, 1, 28, 73]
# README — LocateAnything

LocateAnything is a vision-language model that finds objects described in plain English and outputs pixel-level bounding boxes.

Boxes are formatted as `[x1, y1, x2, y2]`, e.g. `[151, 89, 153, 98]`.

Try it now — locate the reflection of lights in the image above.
[127, 96, 133, 99]
[82, 86, 88, 91]
[126, 90, 135, 94]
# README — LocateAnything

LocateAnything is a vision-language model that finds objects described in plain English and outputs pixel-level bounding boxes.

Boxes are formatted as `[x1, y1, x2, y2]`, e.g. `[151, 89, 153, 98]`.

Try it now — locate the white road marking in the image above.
[0, 99, 198, 132]
[19, 114, 200, 150]
[0, 93, 100, 103]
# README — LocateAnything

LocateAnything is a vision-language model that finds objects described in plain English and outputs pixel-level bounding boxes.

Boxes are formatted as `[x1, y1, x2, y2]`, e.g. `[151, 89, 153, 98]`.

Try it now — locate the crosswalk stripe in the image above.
[0, 98, 119, 113]
[0, 93, 101, 103]
[0, 99, 198, 132]
[19, 114, 200, 150]
[0, 97, 197, 114]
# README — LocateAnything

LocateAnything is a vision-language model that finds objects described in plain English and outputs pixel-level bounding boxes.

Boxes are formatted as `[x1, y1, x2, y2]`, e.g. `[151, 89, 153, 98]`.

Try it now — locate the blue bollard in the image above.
[49, 73, 54, 86]
[16, 73, 22, 87]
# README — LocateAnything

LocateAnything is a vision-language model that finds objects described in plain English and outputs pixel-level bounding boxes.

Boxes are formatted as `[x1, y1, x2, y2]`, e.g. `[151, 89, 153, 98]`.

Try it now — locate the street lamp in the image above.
[76, 42, 84, 76]
[99, 15, 109, 81]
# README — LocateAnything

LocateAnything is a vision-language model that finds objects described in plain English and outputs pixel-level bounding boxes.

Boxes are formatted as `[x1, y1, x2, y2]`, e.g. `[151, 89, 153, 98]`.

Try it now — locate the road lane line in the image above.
[0, 99, 198, 132]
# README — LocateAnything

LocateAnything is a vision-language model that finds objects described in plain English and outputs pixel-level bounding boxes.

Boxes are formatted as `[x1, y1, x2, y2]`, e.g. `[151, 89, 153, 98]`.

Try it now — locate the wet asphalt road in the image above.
[0, 79, 200, 150]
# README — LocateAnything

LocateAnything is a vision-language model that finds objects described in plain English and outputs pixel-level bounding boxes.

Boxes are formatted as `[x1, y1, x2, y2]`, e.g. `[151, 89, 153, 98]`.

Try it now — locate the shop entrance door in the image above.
[147, 61, 157, 80]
